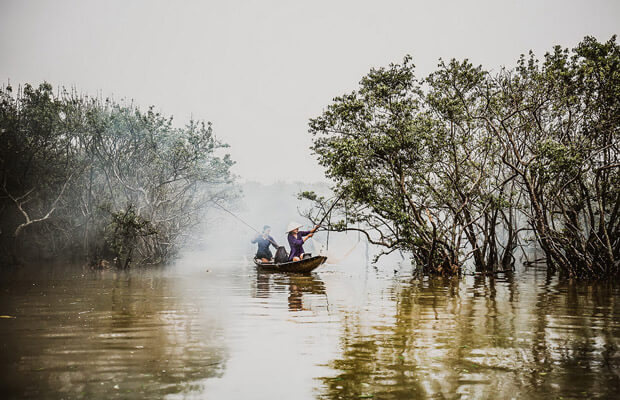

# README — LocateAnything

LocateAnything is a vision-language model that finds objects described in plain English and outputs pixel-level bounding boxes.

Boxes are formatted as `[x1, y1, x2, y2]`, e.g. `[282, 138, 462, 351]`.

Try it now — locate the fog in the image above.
[182, 181, 383, 270]
[2, 0, 618, 184]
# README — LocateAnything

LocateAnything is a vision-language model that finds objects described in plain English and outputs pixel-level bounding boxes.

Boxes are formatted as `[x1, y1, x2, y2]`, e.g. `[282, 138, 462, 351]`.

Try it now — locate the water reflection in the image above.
[318, 270, 620, 399]
[253, 271, 326, 311]
[0, 266, 228, 399]
[0, 261, 618, 399]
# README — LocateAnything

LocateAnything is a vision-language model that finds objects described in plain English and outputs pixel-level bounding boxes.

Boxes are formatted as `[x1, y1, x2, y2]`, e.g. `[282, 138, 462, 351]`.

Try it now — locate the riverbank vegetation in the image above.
[305, 36, 619, 279]
[0, 83, 236, 267]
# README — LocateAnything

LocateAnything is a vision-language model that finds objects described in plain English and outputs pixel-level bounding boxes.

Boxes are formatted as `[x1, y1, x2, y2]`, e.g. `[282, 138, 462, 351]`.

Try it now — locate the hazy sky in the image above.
[1, 0, 618, 183]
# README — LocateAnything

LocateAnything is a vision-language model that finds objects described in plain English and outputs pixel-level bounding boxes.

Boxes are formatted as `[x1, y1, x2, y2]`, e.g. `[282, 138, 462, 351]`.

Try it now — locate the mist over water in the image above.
[1, 1, 619, 398]
[1, 185, 618, 400]
[1, 248, 618, 399]
[190, 181, 373, 268]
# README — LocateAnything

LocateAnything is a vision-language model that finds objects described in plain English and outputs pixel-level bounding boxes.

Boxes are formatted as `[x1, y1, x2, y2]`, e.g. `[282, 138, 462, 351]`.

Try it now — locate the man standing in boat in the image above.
[252, 225, 279, 262]
[287, 222, 319, 261]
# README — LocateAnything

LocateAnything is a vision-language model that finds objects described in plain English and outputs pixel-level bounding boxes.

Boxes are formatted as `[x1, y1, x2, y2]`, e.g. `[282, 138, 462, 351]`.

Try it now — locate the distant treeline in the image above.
[0, 83, 236, 267]
[305, 36, 619, 279]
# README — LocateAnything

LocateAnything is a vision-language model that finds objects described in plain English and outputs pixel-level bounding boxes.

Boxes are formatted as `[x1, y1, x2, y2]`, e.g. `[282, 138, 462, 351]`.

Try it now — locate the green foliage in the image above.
[104, 204, 158, 268]
[487, 35, 620, 278]
[298, 191, 321, 202]
[0, 83, 237, 266]
[309, 36, 619, 278]
[310, 56, 465, 274]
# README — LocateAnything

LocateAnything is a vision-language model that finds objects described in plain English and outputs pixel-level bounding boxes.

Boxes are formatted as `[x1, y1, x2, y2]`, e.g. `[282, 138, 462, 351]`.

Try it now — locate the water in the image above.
[0, 253, 618, 399]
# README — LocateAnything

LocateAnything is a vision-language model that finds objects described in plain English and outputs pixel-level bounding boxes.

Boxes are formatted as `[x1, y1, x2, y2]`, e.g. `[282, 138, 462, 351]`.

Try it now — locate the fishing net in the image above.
[274, 246, 289, 263]
[311, 237, 359, 264]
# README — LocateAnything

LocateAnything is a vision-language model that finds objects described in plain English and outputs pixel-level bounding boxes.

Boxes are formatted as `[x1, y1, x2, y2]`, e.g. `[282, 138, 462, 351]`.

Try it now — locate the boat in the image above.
[253, 255, 327, 273]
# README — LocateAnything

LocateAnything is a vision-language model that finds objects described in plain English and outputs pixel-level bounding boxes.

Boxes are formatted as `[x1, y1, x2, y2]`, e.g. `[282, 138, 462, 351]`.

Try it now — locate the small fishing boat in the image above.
[253, 255, 327, 273]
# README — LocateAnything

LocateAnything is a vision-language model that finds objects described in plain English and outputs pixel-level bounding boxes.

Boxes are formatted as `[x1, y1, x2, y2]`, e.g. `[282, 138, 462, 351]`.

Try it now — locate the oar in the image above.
[212, 200, 260, 233]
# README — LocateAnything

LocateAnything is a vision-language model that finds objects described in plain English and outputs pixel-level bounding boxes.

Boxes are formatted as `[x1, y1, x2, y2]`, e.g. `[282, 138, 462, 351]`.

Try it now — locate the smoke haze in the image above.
[182, 181, 376, 269]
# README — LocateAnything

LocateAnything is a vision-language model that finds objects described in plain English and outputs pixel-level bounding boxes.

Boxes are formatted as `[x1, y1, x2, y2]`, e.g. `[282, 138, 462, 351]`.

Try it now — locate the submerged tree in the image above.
[0, 83, 236, 266]
[309, 57, 459, 274]
[307, 57, 519, 275]
[484, 36, 619, 278]
[307, 36, 619, 278]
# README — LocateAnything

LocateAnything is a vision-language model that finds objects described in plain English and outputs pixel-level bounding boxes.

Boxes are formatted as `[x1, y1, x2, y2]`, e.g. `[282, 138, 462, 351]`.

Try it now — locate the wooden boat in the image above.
[253, 255, 327, 273]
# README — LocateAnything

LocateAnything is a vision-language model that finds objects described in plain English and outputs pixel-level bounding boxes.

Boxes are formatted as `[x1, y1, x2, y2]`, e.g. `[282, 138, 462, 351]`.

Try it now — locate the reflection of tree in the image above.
[528, 275, 620, 399]
[319, 269, 620, 399]
[0, 269, 228, 398]
[322, 317, 394, 399]
[102, 273, 228, 397]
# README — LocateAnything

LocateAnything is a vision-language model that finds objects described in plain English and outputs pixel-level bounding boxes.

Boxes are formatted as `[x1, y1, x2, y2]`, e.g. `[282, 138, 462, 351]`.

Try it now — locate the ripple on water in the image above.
[0, 264, 619, 399]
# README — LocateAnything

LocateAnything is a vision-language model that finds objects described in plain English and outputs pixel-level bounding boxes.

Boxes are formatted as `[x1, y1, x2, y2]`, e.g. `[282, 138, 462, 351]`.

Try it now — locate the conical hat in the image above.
[286, 221, 303, 233]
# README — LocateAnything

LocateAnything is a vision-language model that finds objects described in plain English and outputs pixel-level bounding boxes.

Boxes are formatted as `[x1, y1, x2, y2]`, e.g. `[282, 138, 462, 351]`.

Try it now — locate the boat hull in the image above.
[253, 255, 327, 273]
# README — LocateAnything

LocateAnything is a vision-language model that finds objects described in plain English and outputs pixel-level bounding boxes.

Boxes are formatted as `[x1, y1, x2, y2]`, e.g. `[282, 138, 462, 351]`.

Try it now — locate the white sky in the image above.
[1, 0, 618, 183]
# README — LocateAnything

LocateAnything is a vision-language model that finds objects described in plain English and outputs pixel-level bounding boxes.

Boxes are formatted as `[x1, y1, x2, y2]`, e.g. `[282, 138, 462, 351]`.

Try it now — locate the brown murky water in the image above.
[0, 253, 619, 399]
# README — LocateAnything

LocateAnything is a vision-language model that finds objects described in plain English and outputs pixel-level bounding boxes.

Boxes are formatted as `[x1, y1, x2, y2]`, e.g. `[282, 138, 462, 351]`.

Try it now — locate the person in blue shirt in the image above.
[252, 225, 279, 262]
[287, 222, 319, 261]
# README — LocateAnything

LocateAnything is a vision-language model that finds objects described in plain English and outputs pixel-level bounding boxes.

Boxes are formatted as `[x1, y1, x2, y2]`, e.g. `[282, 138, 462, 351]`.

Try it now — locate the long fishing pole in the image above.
[212, 200, 280, 248]
[212, 200, 260, 234]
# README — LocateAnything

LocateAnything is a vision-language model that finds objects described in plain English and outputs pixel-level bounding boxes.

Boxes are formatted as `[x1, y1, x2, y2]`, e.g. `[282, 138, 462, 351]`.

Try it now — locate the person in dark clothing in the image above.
[252, 225, 279, 262]
[286, 222, 319, 261]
